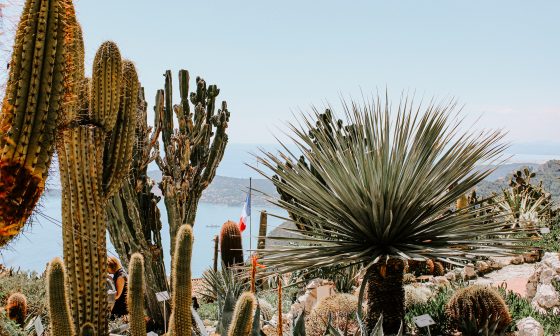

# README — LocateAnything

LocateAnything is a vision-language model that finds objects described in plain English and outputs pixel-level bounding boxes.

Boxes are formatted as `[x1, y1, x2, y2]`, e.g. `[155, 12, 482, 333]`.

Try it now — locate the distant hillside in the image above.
[144, 160, 560, 207]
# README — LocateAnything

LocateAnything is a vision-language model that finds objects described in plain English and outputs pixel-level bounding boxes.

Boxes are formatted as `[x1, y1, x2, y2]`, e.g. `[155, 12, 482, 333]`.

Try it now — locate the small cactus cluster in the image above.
[220, 220, 244, 268]
[5, 293, 27, 327]
[446, 285, 512, 334]
[0, 0, 71, 246]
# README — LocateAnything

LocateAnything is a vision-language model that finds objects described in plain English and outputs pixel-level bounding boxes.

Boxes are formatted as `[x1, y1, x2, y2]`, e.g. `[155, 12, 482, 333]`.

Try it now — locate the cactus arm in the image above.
[162, 71, 174, 148]
[170, 224, 194, 335]
[47, 258, 75, 336]
[227, 292, 256, 336]
[103, 60, 138, 198]
[89, 41, 121, 131]
[128, 253, 146, 336]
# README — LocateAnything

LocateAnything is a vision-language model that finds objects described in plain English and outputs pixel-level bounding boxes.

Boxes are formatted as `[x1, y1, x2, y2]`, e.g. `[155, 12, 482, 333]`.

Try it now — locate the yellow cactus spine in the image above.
[228, 292, 256, 336]
[128, 253, 146, 336]
[47, 257, 75, 336]
[170, 224, 194, 335]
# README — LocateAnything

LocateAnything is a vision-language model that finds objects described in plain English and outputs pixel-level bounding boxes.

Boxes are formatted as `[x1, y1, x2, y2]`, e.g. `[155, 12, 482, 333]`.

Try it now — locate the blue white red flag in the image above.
[239, 193, 251, 232]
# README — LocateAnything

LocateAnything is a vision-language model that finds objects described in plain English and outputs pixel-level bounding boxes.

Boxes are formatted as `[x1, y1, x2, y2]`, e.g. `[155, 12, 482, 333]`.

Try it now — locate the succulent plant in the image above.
[5, 293, 27, 327]
[127, 253, 146, 336]
[155, 70, 229, 258]
[57, 41, 139, 334]
[446, 285, 512, 334]
[227, 292, 256, 336]
[0, 0, 74, 246]
[169, 224, 194, 335]
[46, 257, 75, 336]
[402, 273, 417, 285]
[220, 220, 244, 268]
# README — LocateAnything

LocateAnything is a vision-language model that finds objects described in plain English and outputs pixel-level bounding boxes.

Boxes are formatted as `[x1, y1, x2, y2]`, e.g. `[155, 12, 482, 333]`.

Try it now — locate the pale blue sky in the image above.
[5, 1, 560, 145]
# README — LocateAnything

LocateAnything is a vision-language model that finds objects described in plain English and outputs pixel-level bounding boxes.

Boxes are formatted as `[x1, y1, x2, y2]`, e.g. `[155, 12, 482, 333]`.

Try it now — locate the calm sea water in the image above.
[0, 194, 286, 278]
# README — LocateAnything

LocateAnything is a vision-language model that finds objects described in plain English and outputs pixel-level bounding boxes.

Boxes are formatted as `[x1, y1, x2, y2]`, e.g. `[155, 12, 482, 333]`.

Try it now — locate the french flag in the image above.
[239, 193, 251, 232]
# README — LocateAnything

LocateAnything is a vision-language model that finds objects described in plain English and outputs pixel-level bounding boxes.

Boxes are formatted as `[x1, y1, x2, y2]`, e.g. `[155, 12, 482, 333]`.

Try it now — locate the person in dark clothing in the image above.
[107, 256, 128, 318]
[192, 297, 200, 310]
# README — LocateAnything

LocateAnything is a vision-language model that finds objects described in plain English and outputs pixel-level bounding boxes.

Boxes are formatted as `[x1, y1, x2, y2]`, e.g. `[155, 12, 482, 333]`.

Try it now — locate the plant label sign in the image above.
[541, 227, 551, 234]
[413, 314, 435, 328]
[34, 316, 45, 336]
[147, 332, 158, 336]
[156, 290, 170, 302]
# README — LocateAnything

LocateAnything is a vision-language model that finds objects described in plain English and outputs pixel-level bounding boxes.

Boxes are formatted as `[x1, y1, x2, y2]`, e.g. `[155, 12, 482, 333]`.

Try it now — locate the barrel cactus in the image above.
[220, 220, 244, 268]
[446, 285, 512, 333]
[0, 0, 75, 246]
[5, 293, 27, 327]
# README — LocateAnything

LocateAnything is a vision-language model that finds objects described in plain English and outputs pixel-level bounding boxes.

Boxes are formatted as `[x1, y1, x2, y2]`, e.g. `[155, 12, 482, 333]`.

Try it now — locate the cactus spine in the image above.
[47, 257, 75, 336]
[0, 0, 72, 246]
[257, 211, 267, 250]
[57, 41, 138, 334]
[227, 292, 256, 336]
[446, 285, 512, 333]
[155, 70, 229, 258]
[170, 224, 194, 335]
[220, 220, 244, 268]
[5, 293, 27, 327]
[128, 253, 146, 336]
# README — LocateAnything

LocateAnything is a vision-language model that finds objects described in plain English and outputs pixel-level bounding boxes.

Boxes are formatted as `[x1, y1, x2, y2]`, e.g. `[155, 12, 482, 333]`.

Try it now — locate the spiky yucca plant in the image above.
[255, 97, 528, 333]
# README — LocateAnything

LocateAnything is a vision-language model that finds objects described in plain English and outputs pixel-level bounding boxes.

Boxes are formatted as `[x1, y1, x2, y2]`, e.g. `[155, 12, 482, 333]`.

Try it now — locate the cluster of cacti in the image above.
[446, 285, 512, 334]
[306, 293, 359, 336]
[5, 293, 27, 327]
[127, 253, 146, 336]
[57, 39, 138, 334]
[0, 0, 71, 246]
[227, 292, 256, 336]
[402, 273, 416, 284]
[106, 85, 169, 326]
[155, 70, 229, 258]
[220, 220, 244, 268]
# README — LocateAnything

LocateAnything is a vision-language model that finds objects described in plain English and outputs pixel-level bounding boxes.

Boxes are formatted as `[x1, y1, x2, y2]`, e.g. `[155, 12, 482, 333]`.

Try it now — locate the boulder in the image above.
[475, 260, 490, 274]
[532, 284, 559, 309]
[511, 254, 525, 265]
[516, 317, 544, 336]
[461, 264, 477, 280]
[444, 271, 456, 282]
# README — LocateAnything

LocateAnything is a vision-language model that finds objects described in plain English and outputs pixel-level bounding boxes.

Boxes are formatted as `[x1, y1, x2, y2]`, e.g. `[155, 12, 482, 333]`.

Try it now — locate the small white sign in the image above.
[541, 227, 551, 234]
[147, 332, 158, 336]
[413, 314, 435, 328]
[156, 291, 170, 302]
[34, 316, 44, 336]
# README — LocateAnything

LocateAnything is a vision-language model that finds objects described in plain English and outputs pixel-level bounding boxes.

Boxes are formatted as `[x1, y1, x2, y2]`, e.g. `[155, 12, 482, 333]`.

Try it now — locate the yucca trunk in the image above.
[365, 258, 405, 333]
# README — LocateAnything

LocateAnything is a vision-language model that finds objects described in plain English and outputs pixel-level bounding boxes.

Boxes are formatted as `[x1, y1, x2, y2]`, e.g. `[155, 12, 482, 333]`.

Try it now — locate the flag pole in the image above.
[249, 177, 252, 252]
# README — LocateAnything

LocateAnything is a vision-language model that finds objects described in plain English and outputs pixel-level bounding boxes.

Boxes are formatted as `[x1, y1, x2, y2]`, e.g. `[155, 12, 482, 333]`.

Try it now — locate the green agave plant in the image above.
[255, 96, 529, 333]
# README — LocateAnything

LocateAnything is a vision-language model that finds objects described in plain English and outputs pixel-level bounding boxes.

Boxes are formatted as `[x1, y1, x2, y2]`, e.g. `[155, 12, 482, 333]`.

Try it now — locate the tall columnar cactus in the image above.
[47, 257, 75, 336]
[128, 253, 146, 336]
[169, 224, 194, 335]
[155, 70, 229, 257]
[0, 0, 73, 246]
[57, 41, 138, 334]
[257, 211, 268, 250]
[227, 292, 256, 336]
[446, 285, 512, 333]
[5, 293, 27, 327]
[220, 220, 244, 268]
[107, 86, 169, 326]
